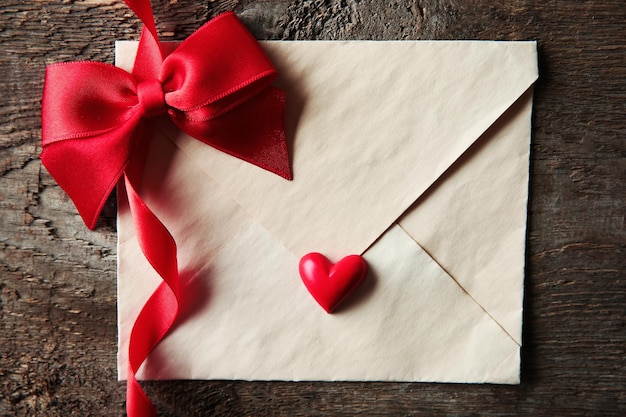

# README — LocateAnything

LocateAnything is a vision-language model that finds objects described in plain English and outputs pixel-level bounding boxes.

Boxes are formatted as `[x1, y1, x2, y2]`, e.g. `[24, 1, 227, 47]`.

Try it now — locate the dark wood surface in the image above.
[1, 0, 624, 416]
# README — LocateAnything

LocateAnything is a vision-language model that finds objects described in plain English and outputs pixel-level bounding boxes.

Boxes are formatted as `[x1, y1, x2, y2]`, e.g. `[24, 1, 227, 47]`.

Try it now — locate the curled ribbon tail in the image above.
[122, 172, 179, 417]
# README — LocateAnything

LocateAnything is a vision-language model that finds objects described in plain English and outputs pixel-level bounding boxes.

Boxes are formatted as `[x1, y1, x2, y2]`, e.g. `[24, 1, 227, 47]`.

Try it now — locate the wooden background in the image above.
[1, 0, 624, 416]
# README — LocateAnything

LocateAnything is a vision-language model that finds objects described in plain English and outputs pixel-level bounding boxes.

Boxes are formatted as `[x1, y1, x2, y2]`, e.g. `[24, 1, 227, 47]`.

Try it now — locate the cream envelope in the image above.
[116, 40, 537, 384]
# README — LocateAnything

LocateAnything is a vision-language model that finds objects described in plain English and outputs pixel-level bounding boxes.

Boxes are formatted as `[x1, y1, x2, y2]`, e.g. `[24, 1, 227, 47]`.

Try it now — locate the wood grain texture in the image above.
[1, 0, 624, 416]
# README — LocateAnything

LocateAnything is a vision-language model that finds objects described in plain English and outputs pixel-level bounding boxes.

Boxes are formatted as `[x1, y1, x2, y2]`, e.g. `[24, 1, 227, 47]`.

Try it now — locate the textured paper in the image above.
[116, 40, 537, 384]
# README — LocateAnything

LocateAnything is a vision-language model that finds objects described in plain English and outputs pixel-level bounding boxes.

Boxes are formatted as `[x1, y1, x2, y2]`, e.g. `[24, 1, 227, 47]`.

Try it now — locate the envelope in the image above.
[116, 40, 538, 384]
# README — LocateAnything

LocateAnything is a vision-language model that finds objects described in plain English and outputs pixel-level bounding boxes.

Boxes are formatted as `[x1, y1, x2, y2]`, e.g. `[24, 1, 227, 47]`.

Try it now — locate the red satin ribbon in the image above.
[40, 1, 291, 416]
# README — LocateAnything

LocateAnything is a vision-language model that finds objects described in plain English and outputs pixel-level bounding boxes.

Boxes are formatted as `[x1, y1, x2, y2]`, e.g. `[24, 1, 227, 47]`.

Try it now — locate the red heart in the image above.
[299, 253, 368, 313]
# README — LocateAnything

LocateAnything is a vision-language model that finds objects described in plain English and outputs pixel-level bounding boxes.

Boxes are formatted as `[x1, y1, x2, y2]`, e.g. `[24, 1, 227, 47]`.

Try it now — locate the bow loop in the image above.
[161, 12, 278, 117]
[42, 62, 139, 142]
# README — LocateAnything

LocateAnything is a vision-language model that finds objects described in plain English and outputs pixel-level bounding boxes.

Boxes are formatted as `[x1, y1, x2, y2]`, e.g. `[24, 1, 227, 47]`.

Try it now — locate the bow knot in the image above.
[137, 79, 166, 118]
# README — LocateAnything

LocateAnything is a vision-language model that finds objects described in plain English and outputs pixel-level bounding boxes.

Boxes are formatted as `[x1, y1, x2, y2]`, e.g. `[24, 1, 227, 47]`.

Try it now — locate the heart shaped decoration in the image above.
[299, 253, 368, 313]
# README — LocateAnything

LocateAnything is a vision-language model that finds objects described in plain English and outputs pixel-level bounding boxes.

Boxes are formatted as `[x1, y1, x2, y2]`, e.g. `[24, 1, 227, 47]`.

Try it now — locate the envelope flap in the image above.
[169, 41, 537, 258]
[399, 89, 534, 344]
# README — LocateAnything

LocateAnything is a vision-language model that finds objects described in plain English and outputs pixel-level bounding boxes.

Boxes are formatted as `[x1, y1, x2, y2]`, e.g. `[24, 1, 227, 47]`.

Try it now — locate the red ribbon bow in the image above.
[40, 1, 291, 416]
[42, 9, 291, 229]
